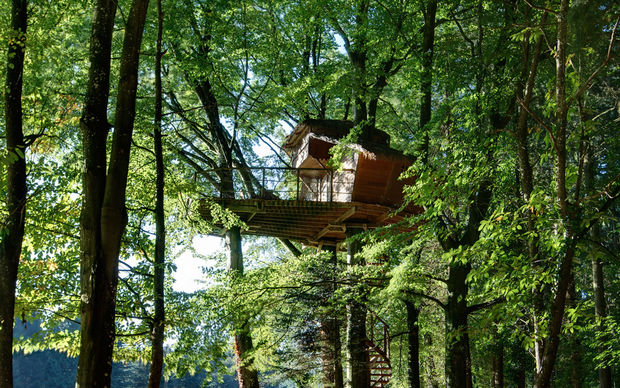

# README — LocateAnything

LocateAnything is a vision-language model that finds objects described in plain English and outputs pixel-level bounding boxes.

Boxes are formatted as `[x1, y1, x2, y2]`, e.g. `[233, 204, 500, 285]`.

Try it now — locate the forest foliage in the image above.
[1, 0, 619, 387]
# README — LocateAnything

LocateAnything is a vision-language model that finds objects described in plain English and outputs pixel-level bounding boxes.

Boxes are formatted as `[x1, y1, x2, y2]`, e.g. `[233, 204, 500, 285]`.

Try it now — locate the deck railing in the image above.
[202, 166, 356, 202]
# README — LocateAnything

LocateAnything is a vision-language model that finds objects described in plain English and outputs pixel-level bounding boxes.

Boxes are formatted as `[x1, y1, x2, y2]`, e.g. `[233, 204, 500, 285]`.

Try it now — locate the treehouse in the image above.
[199, 119, 418, 249]
[282, 119, 413, 207]
[199, 119, 413, 387]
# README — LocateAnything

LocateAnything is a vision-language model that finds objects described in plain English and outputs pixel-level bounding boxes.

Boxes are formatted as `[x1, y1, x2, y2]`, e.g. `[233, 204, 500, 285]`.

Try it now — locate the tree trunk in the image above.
[424, 334, 440, 388]
[345, 227, 369, 388]
[190, 32, 260, 386]
[221, 165, 258, 387]
[568, 280, 582, 388]
[419, 0, 437, 164]
[77, 0, 150, 385]
[591, 254, 612, 388]
[227, 226, 259, 388]
[442, 185, 491, 388]
[320, 246, 344, 388]
[585, 132, 613, 388]
[348, 0, 369, 128]
[76, 0, 117, 385]
[0, 1, 27, 387]
[147, 0, 166, 385]
[510, 340, 527, 388]
[445, 261, 472, 388]
[404, 300, 420, 388]
[491, 342, 504, 388]
[513, 11, 547, 373]
[532, 1, 573, 386]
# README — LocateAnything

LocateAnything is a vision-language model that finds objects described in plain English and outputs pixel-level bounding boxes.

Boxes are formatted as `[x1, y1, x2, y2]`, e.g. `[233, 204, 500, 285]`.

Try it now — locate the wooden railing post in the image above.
[261, 167, 265, 198]
[330, 170, 334, 203]
[296, 168, 300, 200]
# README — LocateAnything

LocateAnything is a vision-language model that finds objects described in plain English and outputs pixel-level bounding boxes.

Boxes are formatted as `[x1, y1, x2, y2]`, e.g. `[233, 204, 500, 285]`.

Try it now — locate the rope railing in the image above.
[202, 167, 356, 203]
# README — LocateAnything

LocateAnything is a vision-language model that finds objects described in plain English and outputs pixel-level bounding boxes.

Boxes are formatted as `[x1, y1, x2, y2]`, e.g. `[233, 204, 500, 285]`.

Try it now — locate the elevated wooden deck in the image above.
[199, 198, 413, 247]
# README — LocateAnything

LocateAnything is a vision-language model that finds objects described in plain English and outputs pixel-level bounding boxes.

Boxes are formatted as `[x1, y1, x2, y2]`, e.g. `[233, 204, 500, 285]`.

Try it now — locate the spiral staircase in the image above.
[367, 312, 392, 387]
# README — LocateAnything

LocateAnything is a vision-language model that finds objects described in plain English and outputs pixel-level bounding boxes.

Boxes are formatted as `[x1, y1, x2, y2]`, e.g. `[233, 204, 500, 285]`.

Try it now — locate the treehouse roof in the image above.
[282, 119, 403, 160]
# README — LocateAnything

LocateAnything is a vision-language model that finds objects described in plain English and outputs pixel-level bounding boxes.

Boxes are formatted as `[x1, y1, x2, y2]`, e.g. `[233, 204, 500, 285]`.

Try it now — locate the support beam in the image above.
[345, 226, 369, 387]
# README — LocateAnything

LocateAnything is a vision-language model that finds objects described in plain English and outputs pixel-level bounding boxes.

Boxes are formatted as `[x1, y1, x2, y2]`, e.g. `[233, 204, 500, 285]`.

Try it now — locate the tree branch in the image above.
[467, 296, 505, 314]
[568, 16, 619, 107]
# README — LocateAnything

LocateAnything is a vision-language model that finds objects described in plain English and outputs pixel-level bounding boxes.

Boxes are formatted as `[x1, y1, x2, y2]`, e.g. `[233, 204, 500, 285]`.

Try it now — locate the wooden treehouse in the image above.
[199, 119, 418, 385]
[199, 119, 417, 248]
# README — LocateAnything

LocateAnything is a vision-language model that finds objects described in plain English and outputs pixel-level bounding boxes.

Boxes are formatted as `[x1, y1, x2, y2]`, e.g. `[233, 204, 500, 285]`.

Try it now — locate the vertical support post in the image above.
[261, 167, 265, 198]
[296, 168, 300, 200]
[370, 314, 374, 344]
[330, 170, 334, 203]
[345, 226, 369, 388]
[319, 245, 344, 388]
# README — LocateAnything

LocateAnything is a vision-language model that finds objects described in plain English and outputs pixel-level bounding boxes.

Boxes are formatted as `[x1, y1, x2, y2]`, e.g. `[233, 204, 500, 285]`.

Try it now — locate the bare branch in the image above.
[523, 0, 558, 15]
[516, 95, 558, 152]
[568, 16, 619, 107]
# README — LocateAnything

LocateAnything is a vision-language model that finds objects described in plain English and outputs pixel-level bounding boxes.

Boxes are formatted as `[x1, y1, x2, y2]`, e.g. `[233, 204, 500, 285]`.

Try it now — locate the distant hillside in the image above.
[12, 320, 241, 387]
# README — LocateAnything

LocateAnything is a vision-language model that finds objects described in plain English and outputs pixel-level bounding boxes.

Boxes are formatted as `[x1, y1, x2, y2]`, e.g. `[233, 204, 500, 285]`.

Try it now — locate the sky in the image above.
[171, 136, 277, 293]
[172, 235, 224, 293]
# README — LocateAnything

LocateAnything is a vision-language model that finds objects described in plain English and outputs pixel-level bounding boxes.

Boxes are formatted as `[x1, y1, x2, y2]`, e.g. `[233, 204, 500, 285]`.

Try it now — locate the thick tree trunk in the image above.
[320, 246, 344, 388]
[404, 300, 420, 388]
[442, 185, 491, 388]
[491, 342, 504, 388]
[76, 0, 117, 385]
[419, 0, 437, 163]
[0, 1, 28, 387]
[445, 262, 472, 388]
[221, 168, 258, 387]
[320, 315, 344, 388]
[192, 34, 260, 386]
[532, 247, 574, 388]
[77, 0, 149, 386]
[227, 226, 259, 388]
[147, 0, 166, 385]
[348, 1, 369, 128]
[345, 227, 369, 388]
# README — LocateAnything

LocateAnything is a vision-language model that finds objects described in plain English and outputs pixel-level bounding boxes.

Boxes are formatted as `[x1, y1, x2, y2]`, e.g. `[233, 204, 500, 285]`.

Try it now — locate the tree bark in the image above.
[491, 341, 504, 388]
[532, 1, 573, 386]
[147, 0, 166, 385]
[345, 227, 369, 388]
[441, 183, 491, 388]
[404, 300, 420, 388]
[220, 153, 258, 387]
[568, 280, 582, 388]
[227, 226, 259, 388]
[77, 0, 150, 385]
[591, 254, 612, 388]
[76, 0, 117, 385]
[585, 130, 613, 388]
[320, 246, 344, 388]
[0, 1, 27, 387]
[445, 261, 472, 388]
[514, 10, 547, 374]
[419, 0, 437, 164]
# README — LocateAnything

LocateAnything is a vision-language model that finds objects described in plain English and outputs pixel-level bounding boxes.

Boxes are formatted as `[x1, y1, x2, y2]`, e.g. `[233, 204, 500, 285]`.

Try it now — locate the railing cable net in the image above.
[202, 167, 355, 202]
